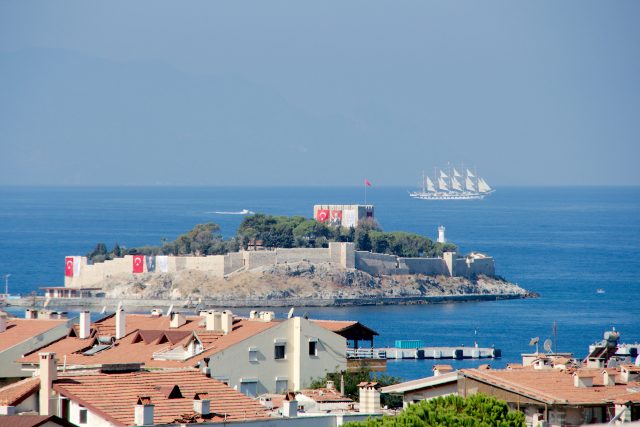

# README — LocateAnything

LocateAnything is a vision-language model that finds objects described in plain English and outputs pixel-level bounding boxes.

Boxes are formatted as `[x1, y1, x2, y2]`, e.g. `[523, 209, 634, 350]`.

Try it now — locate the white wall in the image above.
[209, 317, 346, 396]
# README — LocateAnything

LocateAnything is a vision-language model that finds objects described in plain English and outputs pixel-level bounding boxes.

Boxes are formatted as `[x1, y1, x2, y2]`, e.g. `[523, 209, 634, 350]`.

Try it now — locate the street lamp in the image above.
[4, 274, 11, 296]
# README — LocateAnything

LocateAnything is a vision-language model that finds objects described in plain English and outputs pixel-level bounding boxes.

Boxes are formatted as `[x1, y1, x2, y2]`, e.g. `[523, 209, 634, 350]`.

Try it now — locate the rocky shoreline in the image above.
[12, 261, 536, 310]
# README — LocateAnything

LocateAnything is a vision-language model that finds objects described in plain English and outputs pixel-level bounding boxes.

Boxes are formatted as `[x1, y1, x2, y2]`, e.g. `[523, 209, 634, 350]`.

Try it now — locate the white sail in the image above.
[439, 170, 448, 179]
[465, 176, 476, 192]
[453, 168, 462, 178]
[451, 176, 463, 191]
[426, 176, 436, 192]
[466, 169, 475, 178]
[478, 177, 492, 193]
[438, 177, 449, 191]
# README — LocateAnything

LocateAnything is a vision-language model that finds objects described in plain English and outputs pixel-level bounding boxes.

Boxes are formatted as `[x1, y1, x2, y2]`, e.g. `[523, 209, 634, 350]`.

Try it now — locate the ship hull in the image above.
[409, 191, 494, 200]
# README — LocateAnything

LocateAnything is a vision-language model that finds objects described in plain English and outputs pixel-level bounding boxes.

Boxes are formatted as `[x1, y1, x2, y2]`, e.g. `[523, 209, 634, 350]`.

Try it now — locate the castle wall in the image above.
[62, 243, 494, 290]
[355, 251, 402, 275]
[275, 248, 330, 264]
[400, 257, 449, 276]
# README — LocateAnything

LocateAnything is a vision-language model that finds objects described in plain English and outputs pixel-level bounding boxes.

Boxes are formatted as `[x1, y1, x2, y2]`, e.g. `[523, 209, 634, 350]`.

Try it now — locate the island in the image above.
[34, 206, 535, 309]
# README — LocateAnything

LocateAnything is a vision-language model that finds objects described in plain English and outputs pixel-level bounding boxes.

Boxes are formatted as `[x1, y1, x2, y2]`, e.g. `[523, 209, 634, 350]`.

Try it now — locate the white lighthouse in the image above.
[437, 225, 446, 243]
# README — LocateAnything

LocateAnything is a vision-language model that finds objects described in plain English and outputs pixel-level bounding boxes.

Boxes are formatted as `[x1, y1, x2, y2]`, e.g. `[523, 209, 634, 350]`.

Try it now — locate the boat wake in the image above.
[208, 209, 255, 215]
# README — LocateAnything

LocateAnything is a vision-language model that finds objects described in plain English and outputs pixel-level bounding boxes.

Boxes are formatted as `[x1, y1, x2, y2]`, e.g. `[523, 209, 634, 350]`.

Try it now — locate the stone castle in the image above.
[64, 242, 496, 289]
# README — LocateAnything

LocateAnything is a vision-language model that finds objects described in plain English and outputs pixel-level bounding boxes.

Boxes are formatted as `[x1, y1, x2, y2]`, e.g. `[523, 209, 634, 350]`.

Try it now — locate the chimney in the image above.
[201, 358, 211, 378]
[193, 393, 210, 417]
[79, 311, 91, 339]
[0, 312, 7, 333]
[150, 308, 163, 317]
[39, 311, 52, 320]
[326, 380, 335, 390]
[0, 405, 16, 415]
[573, 372, 594, 388]
[169, 312, 186, 329]
[116, 307, 126, 340]
[358, 382, 381, 413]
[340, 374, 345, 396]
[282, 392, 297, 417]
[603, 370, 616, 386]
[261, 311, 275, 322]
[25, 308, 38, 319]
[134, 397, 154, 426]
[205, 311, 216, 331]
[433, 364, 453, 377]
[221, 310, 233, 335]
[249, 310, 258, 320]
[39, 352, 57, 416]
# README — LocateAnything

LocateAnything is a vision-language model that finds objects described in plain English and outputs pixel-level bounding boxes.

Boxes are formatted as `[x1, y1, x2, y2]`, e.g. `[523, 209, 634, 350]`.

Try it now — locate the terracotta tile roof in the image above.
[433, 364, 453, 371]
[0, 377, 39, 406]
[0, 415, 77, 427]
[299, 388, 353, 403]
[19, 315, 277, 369]
[311, 320, 358, 332]
[52, 369, 270, 426]
[461, 368, 640, 405]
[0, 318, 67, 352]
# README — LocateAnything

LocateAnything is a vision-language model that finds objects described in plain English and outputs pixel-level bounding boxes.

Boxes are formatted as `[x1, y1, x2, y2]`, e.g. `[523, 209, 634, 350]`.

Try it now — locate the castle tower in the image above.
[437, 225, 446, 243]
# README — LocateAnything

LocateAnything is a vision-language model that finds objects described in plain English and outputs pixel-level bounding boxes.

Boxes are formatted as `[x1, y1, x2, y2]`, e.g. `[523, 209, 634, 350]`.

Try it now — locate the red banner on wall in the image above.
[132, 255, 145, 273]
[65, 257, 74, 277]
[316, 209, 330, 222]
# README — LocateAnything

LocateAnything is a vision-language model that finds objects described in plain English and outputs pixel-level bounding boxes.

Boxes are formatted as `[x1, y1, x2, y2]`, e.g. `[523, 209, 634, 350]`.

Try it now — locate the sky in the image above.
[1, 1, 639, 186]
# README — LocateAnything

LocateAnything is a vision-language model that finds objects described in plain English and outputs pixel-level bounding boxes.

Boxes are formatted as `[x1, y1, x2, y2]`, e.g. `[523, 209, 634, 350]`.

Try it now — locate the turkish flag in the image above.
[316, 209, 330, 222]
[132, 255, 145, 273]
[65, 257, 74, 277]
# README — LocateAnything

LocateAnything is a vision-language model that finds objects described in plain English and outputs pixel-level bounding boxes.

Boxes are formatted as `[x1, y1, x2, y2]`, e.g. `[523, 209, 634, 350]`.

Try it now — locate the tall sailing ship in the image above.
[409, 167, 495, 200]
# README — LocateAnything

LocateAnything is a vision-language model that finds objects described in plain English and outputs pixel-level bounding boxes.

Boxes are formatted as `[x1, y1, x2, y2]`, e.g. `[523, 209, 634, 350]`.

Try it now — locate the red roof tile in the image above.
[53, 370, 270, 426]
[0, 319, 67, 352]
[0, 377, 39, 406]
[461, 368, 640, 405]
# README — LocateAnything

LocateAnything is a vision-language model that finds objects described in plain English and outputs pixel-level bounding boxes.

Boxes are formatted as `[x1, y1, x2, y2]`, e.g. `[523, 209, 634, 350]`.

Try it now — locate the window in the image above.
[275, 378, 288, 393]
[240, 381, 258, 397]
[309, 340, 318, 356]
[249, 347, 258, 362]
[79, 406, 88, 424]
[274, 343, 286, 360]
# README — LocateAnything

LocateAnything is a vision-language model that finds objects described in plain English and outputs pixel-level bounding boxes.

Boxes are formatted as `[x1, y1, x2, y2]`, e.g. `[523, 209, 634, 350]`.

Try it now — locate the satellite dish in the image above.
[543, 339, 553, 353]
[529, 337, 539, 346]
[287, 307, 295, 319]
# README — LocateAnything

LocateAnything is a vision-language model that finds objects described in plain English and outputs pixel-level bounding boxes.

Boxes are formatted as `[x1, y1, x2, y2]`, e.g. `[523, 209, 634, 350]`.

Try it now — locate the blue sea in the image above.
[0, 186, 639, 380]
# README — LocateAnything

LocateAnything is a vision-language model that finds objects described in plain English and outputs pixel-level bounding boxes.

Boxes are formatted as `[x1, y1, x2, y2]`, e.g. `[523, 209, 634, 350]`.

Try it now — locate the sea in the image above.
[0, 186, 638, 381]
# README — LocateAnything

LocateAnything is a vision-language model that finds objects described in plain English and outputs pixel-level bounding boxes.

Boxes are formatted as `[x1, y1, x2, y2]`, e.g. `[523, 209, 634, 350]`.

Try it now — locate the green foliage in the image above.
[343, 393, 525, 427]
[309, 367, 403, 409]
[86, 214, 457, 262]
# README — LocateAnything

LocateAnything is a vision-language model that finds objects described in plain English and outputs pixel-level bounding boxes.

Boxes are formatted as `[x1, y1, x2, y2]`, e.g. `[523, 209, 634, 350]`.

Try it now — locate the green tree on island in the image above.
[86, 214, 458, 263]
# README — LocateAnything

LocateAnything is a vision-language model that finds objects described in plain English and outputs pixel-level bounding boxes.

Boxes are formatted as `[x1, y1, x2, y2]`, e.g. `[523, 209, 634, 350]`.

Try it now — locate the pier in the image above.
[347, 345, 501, 360]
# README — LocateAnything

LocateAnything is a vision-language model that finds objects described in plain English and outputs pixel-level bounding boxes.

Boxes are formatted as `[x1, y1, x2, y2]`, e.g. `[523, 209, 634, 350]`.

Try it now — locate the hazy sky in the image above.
[1, 1, 639, 186]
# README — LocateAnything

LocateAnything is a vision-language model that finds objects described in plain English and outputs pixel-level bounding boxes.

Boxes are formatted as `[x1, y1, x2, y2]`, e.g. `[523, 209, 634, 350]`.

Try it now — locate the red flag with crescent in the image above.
[316, 209, 330, 222]
[364, 179, 372, 187]
[65, 257, 74, 277]
[132, 255, 145, 273]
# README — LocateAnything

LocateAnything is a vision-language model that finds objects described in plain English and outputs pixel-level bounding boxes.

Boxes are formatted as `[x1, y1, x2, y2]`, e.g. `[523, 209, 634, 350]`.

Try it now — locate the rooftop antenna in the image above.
[552, 321, 558, 354]
[529, 337, 540, 354]
[287, 307, 295, 319]
[543, 338, 553, 354]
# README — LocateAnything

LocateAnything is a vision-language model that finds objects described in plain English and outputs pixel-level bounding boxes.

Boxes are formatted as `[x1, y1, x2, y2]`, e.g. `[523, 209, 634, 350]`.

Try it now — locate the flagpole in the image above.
[364, 180, 367, 205]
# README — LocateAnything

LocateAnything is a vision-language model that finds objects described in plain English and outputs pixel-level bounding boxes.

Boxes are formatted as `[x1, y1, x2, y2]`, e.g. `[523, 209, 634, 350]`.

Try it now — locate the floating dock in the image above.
[348, 344, 501, 360]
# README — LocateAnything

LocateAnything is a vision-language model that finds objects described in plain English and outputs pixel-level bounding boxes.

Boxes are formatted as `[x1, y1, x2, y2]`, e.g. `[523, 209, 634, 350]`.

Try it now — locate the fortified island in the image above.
[34, 204, 532, 309]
